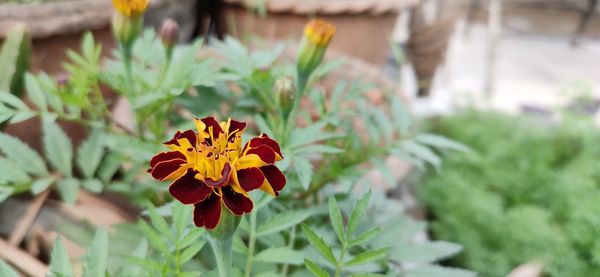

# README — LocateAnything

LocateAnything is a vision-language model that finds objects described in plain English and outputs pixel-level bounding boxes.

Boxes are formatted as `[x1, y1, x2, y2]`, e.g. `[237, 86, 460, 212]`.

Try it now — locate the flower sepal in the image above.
[207, 203, 241, 241]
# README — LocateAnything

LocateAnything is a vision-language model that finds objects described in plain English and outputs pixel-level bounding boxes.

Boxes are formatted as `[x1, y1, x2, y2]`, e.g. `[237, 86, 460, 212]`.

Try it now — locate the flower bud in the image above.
[297, 19, 336, 78]
[159, 19, 180, 49]
[111, 0, 149, 48]
[275, 76, 295, 110]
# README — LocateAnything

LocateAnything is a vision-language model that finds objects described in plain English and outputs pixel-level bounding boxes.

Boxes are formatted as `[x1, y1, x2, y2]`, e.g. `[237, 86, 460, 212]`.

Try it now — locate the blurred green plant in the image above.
[419, 110, 600, 277]
[0, 24, 30, 96]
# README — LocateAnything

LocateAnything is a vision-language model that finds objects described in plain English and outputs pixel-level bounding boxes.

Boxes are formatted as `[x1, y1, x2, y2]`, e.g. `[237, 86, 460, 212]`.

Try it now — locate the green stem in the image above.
[244, 211, 257, 277]
[281, 226, 296, 276]
[208, 235, 233, 277]
[333, 242, 347, 277]
[283, 74, 308, 144]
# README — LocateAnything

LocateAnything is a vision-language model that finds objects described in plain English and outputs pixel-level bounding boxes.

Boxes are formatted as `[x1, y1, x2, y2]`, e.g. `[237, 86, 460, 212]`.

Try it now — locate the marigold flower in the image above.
[297, 19, 336, 78]
[112, 0, 150, 17]
[148, 117, 286, 229]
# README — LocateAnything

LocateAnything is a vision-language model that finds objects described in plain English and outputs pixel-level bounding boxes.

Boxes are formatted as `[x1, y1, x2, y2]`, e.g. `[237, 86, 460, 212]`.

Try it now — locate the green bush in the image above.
[419, 110, 600, 277]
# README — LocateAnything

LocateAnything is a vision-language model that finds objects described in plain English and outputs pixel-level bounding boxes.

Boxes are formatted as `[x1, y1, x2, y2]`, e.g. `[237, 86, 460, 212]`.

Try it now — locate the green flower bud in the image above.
[296, 19, 336, 78]
[159, 19, 180, 50]
[275, 76, 295, 110]
[111, 12, 143, 48]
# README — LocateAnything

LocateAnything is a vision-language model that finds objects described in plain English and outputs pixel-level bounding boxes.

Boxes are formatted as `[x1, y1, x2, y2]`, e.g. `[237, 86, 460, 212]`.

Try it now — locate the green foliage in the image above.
[0, 24, 30, 96]
[0, 260, 18, 277]
[419, 111, 600, 276]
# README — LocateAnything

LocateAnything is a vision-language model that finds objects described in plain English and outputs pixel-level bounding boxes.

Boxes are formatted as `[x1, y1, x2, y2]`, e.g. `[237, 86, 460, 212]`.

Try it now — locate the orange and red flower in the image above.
[148, 117, 285, 229]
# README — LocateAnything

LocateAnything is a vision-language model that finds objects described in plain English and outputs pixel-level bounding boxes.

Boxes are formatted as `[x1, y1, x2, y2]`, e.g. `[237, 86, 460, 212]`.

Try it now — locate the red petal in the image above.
[193, 193, 221, 229]
[201, 117, 223, 138]
[249, 134, 283, 158]
[150, 151, 186, 167]
[236, 167, 265, 191]
[178, 130, 197, 147]
[205, 163, 232, 188]
[228, 120, 247, 136]
[169, 169, 213, 204]
[222, 186, 253, 215]
[246, 145, 276, 164]
[261, 165, 286, 196]
[151, 159, 186, 180]
[164, 130, 197, 147]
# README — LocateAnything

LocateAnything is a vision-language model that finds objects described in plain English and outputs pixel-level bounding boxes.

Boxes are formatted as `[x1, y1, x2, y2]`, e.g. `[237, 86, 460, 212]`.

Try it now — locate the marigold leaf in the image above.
[254, 247, 304, 265]
[82, 229, 109, 277]
[49, 237, 73, 276]
[328, 196, 345, 243]
[304, 258, 329, 277]
[344, 247, 390, 267]
[119, 239, 148, 276]
[301, 224, 336, 265]
[77, 129, 105, 179]
[81, 179, 103, 193]
[24, 73, 47, 111]
[349, 227, 381, 247]
[256, 209, 311, 237]
[415, 133, 471, 153]
[389, 241, 463, 263]
[43, 118, 73, 177]
[180, 240, 206, 263]
[31, 177, 54, 194]
[294, 157, 313, 190]
[57, 178, 79, 204]
[0, 132, 47, 176]
[0, 157, 31, 184]
[403, 265, 477, 277]
[146, 202, 175, 243]
[347, 191, 371, 235]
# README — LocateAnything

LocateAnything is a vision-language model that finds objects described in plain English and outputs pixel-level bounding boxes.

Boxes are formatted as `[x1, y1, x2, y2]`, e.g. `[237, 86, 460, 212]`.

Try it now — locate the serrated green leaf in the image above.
[0, 90, 29, 110]
[49, 237, 73, 276]
[122, 255, 162, 273]
[172, 202, 192, 240]
[81, 179, 103, 193]
[328, 196, 345, 243]
[180, 240, 206, 263]
[256, 209, 311, 237]
[82, 229, 109, 277]
[349, 227, 381, 247]
[0, 157, 30, 183]
[31, 177, 54, 194]
[57, 178, 79, 204]
[138, 220, 169, 254]
[254, 247, 304, 265]
[0, 260, 18, 277]
[77, 130, 105, 179]
[254, 114, 274, 137]
[400, 141, 441, 170]
[295, 157, 313, 190]
[344, 247, 390, 266]
[415, 134, 471, 153]
[389, 241, 462, 263]
[301, 224, 336, 265]
[43, 118, 73, 176]
[181, 228, 205, 249]
[146, 202, 174, 243]
[404, 265, 476, 277]
[119, 239, 148, 276]
[294, 144, 344, 155]
[24, 73, 47, 111]
[0, 186, 14, 203]
[9, 110, 35, 123]
[304, 259, 329, 277]
[0, 133, 47, 176]
[347, 191, 371, 235]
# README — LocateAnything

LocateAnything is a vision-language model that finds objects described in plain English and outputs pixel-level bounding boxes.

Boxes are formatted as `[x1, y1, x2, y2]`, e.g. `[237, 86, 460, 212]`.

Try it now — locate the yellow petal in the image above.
[235, 154, 267, 170]
[163, 165, 188, 181]
[259, 179, 276, 197]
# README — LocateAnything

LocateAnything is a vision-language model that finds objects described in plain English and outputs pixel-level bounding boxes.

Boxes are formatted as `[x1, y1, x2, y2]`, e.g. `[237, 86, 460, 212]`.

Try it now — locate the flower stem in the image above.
[208, 235, 233, 277]
[244, 211, 257, 277]
[333, 242, 347, 277]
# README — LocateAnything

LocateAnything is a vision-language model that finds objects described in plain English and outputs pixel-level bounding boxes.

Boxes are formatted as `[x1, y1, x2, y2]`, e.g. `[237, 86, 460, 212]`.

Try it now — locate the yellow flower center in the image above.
[304, 19, 336, 46]
[112, 0, 150, 17]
